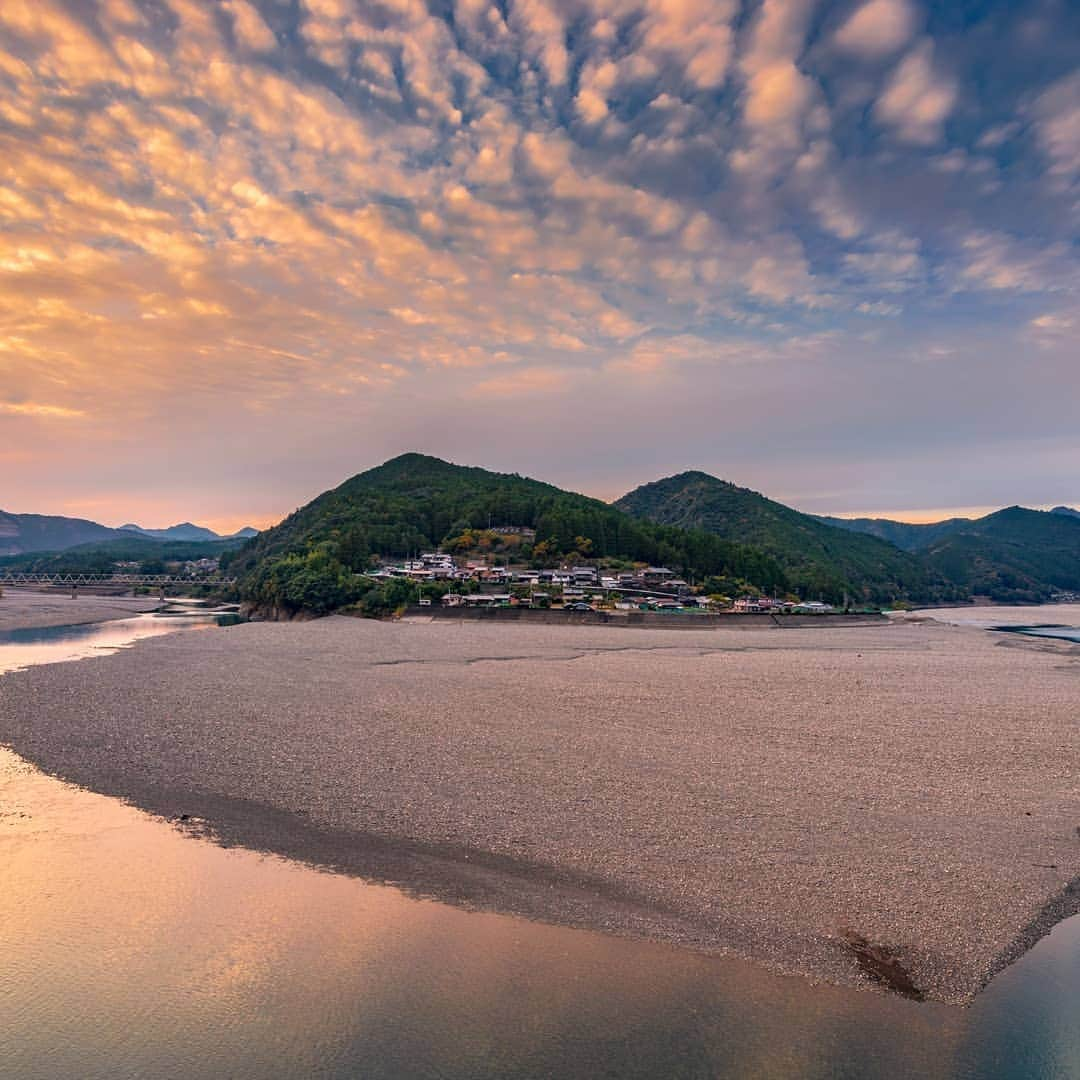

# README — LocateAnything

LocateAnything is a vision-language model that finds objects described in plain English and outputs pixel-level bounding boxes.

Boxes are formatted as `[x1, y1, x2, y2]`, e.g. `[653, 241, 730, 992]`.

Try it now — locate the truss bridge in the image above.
[0, 572, 236, 592]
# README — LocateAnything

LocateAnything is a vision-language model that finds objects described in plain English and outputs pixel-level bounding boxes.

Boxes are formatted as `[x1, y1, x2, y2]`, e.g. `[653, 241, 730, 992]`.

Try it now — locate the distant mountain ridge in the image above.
[0, 511, 258, 556]
[0, 511, 123, 557]
[121, 522, 259, 542]
[812, 515, 970, 552]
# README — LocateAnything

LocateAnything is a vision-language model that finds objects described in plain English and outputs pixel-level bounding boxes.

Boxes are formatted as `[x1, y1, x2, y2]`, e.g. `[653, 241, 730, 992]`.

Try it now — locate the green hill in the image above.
[614, 472, 954, 605]
[921, 507, 1080, 603]
[226, 456, 1080, 615]
[230, 454, 788, 615]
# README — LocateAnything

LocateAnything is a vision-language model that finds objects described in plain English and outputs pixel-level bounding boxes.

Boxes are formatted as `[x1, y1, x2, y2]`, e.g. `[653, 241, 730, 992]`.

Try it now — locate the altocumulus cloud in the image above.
[0, 0, 1077, 523]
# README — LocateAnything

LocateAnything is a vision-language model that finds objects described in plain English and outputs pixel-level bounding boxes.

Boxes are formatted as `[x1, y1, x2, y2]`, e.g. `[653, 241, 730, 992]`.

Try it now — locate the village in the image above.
[365, 550, 837, 614]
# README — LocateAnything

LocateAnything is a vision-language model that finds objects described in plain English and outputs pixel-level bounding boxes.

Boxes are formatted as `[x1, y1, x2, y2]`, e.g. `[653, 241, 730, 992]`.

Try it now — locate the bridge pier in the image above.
[71, 585, 78, 600]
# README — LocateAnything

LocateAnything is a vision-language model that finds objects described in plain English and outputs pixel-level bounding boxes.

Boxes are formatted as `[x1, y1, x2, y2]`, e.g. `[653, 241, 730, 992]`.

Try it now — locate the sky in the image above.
[0, 0, 1077, 532]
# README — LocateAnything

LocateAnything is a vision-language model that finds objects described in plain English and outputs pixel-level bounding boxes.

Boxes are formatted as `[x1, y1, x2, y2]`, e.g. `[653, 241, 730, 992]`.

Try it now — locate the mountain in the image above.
[614, 472, 950, 605]
[0, 509, 258, 558]
[122, 522, 222, 542]
[812, 506, 1080, 601]
[231, 453, 789, 614]
[0, 511, 125, 557]
[121, 522, 260, 542]
[813, 515, 969, 552]
[920, 507, 1080, 603]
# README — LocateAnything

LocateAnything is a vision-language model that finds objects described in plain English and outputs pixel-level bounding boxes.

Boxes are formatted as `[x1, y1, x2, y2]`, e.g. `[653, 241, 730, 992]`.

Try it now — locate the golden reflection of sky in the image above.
[0, 746, 986, 1079]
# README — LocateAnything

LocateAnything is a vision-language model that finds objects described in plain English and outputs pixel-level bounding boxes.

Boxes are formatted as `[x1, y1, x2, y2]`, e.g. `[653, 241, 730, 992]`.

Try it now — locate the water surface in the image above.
[0, 610, 240, 676]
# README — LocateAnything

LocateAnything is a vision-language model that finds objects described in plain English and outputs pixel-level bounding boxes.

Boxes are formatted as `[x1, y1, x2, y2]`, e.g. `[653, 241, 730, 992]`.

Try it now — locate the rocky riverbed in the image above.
[0, 612, 1077, 1004]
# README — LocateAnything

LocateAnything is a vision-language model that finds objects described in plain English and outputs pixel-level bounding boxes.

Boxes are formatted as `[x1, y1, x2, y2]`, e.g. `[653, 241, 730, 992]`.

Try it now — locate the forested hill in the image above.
[614, 471, 954, 604]
[229, 453, 787, 612]
[919, 507, 1080, 602]
[227, 455, 1080, 615]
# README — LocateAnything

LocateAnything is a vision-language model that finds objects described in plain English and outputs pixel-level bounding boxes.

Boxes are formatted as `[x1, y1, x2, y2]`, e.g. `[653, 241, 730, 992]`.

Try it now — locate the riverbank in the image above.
[1, 615, 1077, 1005]
[0, 589, 160, 631]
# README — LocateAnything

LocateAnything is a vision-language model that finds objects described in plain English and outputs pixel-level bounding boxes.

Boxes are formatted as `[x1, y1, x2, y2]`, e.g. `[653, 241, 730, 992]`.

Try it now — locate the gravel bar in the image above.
[0, 589, 159, 631]
[1, 614, 1078, 1004]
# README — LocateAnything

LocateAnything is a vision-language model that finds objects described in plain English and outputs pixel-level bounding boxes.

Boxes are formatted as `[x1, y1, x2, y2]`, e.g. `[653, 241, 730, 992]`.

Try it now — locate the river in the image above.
[1, 610, 1078, 1079]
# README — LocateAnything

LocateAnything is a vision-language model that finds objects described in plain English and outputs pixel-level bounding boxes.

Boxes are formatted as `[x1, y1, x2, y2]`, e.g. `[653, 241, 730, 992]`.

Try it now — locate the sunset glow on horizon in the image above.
[1, 0, 1077, 528]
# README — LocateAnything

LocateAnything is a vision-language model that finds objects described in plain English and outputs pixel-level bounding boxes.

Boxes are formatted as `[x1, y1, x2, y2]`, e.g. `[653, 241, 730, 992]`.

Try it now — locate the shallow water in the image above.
[0, 611, 239, 676]
[1, 616, 1079, 1079]
[921, 602, 1080, 646]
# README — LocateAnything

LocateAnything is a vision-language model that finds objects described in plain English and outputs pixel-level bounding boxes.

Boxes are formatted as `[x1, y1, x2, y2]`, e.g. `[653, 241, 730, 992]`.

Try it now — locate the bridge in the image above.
[0, 572, 237, 595]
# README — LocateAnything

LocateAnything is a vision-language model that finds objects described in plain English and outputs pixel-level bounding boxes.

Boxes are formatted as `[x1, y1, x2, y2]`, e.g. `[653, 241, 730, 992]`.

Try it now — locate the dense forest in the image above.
[228, 454, 790, 615]
[920, 507, 1080, 603]
[615, 471, 960, 605]
[229, 455, 1080, 616]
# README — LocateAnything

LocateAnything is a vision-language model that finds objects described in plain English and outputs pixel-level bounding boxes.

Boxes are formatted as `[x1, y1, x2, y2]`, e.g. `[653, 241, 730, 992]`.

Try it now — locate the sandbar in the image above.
[0, 613, 1077, 1004]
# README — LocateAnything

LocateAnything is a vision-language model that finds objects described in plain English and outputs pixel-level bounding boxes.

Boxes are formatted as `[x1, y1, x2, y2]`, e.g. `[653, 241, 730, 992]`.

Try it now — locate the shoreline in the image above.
[1, 615, 1078, 1005]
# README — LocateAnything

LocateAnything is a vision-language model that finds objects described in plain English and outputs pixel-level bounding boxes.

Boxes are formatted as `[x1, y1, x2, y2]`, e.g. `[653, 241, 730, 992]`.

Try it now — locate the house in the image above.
[733, 597, 765, 613]
[489, 526, 537, 539]
[642, 566, 675, 582]
[420, 553, 455, 578]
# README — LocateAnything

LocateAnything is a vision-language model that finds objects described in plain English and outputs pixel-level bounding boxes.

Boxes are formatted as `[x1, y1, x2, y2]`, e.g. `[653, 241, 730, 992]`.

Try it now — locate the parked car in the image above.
[565, 602, 595, 612]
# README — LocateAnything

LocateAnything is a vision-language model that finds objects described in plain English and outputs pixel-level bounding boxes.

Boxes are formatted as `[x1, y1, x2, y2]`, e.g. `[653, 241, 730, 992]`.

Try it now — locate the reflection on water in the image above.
[0, 612, 240, 677]
[1, 616, 1079, 1079]
[925, 602, 1080, 646]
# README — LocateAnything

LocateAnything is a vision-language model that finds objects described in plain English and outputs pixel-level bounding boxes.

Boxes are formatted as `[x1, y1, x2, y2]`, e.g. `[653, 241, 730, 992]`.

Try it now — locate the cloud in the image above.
[0, 0, 1077, 523]
[875, 39, 956, 144]
[834, 0, 917, 58]
[223, 0, 277, 53]
[732, 0, 824, 180]
[0, 401, 85, 419]
[1027, 311, 1074, 347]
[1031, 72, 1080, 184]
[469, 367, 576, 398]
[957, 232, 1073, 293]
